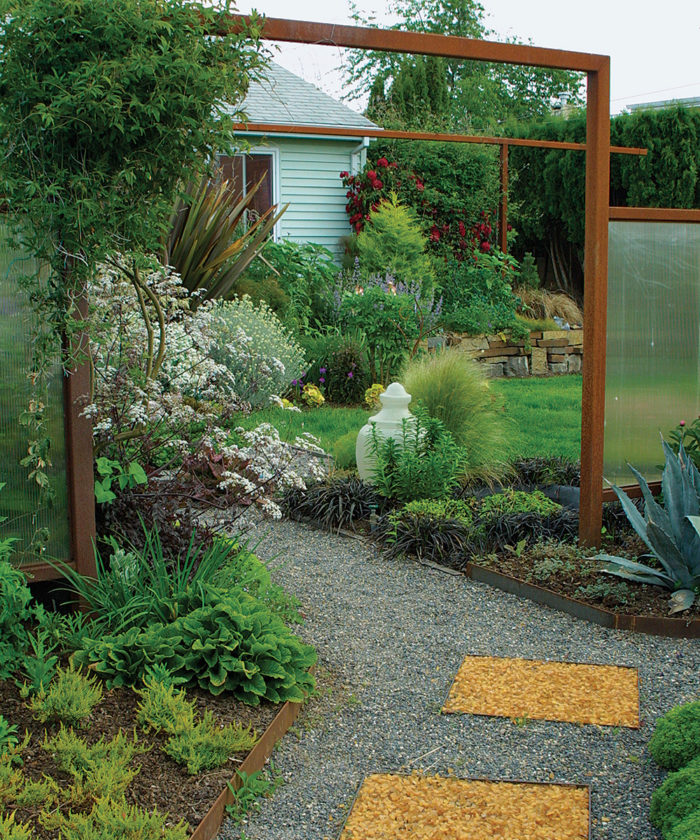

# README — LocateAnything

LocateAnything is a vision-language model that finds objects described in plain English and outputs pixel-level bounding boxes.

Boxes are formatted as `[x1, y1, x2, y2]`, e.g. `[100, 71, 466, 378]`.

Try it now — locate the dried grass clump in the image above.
[516, 287, 583, 325]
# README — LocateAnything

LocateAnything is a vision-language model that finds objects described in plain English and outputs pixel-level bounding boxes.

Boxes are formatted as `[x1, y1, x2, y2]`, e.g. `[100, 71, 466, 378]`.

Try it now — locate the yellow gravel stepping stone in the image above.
[443, 654, 639, 727]
[339, 773, 589, 839]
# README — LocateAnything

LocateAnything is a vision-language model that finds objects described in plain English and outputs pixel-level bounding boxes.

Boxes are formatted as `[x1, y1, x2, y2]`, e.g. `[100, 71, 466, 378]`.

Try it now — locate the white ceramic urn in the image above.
[356, 382, 415, 481]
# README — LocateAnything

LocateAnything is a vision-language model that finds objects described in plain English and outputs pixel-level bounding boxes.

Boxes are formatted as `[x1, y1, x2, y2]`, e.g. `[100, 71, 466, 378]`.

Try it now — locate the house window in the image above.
[217, 153, 274, 219]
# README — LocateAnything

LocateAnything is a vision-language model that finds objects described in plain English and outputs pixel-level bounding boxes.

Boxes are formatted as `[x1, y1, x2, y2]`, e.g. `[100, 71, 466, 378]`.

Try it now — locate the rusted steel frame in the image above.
[579, 61, 611, 548]
[234, 121, 646, 156]
[63, 293, 97, 580]
[21, 560, 77, 582]
[601, 480, 661, 502]
[224, 15, 605, 71]
[609, 206, 700, 222]
[498, 145, 509, 254]
[190, 696, 304, 840]
[466, 562, 700, 639]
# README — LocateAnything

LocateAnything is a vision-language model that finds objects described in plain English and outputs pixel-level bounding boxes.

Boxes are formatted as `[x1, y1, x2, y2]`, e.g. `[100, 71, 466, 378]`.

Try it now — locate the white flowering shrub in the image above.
[85, 255, 325, 520]
[211, 296, 306, 408]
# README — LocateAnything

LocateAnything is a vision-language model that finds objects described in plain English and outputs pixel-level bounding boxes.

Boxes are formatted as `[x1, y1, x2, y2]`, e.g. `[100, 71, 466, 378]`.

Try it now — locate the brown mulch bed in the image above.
[475, 536, 700, 619]
[0, 679, 279, 837]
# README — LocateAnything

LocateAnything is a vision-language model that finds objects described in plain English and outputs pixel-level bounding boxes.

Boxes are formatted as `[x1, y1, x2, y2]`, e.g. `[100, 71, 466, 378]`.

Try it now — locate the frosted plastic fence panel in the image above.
[0, 225, 69, 564]
[604, 221, 700, 486]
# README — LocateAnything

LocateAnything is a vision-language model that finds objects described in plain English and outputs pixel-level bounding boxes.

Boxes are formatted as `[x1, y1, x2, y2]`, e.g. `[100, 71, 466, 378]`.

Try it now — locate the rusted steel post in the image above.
[498, 143, 509, 254]
[63, 293, 96, 579]
[579, 60, 611, 547]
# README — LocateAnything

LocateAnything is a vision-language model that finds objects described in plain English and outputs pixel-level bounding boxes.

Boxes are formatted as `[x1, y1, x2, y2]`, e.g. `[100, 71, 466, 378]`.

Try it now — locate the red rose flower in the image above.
[377, 157, 389, 167]
[430, 225, 441, 242]
[367, 170, 377, 179]
[480, 240, 491, 252]
[458, 221, 466, 237]
[415, 181, 424, 191]
[372, 179, 383, 190]
[340, 171, 349, 178]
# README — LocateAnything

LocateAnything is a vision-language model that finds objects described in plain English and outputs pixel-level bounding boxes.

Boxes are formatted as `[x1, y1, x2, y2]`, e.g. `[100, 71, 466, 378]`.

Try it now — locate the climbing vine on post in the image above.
[0, 0, 266, 497]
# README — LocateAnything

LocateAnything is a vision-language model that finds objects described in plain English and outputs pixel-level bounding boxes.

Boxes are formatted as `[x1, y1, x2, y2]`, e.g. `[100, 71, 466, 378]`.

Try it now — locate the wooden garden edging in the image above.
[189, 696, 304, 840]
[464, 562, 700, 639]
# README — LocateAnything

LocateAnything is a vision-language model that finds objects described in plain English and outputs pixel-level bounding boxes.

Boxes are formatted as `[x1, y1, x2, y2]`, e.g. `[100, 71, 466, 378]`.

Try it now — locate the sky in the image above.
[235, 0, 700, 116]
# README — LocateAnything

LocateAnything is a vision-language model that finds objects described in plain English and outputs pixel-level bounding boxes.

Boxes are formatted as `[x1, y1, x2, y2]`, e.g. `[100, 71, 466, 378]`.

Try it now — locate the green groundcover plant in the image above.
[649, 701, 700, 771]
[650, 756, 700, 838]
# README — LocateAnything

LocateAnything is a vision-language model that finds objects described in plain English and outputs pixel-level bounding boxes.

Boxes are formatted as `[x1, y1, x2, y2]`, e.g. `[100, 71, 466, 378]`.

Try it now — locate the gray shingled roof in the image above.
[235, 62, 378, 131]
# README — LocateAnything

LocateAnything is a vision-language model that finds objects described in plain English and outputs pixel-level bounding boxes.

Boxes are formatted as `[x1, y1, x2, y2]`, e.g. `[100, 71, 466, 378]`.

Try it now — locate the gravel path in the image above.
[219, 518, 700, 840]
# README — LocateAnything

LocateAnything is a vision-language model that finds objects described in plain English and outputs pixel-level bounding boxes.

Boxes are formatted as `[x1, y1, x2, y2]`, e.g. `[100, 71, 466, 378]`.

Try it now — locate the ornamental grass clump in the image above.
[401, 350, 511, 487]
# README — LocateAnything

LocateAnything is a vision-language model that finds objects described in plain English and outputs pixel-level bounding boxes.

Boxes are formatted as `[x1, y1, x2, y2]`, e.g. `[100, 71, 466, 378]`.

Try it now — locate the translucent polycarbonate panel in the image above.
[604, 220, 700, 486]
[0, 225, 69, 563]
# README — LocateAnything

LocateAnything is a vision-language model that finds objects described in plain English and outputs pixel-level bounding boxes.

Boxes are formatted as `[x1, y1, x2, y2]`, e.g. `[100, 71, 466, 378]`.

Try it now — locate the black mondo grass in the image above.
[375, 512, 470, 570]
[283, 477, 384, 532]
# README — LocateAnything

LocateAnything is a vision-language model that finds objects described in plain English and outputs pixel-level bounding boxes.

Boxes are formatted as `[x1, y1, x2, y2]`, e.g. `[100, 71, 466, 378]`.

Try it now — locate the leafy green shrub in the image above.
[74, 585, 316, 704]
[341, 284, 420, 384]
[401, 350, 510, 484]
[369, 413, 466, 502]
[29, 665, 103, 727]
[237, 240, 339, 331]
[332, 431, 358, 469]
[299, 331, 370, 404]
[43, 727, 146, 803]
[355, 194, 435, 290]
[517, 252, 540, 289]
[0, 559, 34, 679]
[283, 477, 384, 532]
[164, 711, 256, 774]
[667, 809, 700, 840]
[650, 756, 700, 838]
[211, 295, 306, 408]
[437, 251, 520, 335]
[649, 702, 700, 771]
[52, 797, 188, 840]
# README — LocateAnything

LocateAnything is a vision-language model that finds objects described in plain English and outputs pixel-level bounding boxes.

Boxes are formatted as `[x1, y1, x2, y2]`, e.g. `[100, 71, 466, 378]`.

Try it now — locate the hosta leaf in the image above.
[668, 589, 696, 615]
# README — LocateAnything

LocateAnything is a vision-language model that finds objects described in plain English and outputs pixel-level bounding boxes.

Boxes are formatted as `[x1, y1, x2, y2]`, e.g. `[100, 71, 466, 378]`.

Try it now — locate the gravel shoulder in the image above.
[219, 518, 700, 840]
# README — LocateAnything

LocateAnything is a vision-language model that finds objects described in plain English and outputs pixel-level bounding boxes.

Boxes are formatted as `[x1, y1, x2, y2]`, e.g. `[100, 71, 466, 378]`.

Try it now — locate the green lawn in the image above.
[238, 374, 583, 462]
[491, 374, 582, 461]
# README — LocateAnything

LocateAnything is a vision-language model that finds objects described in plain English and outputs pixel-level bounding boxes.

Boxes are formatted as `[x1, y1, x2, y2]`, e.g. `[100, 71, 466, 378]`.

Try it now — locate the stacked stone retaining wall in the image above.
[445, 329, 583, 378]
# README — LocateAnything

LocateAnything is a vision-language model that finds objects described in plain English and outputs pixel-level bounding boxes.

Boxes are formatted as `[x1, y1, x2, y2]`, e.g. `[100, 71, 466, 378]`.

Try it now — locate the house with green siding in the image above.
[220, 63, 379, 259]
